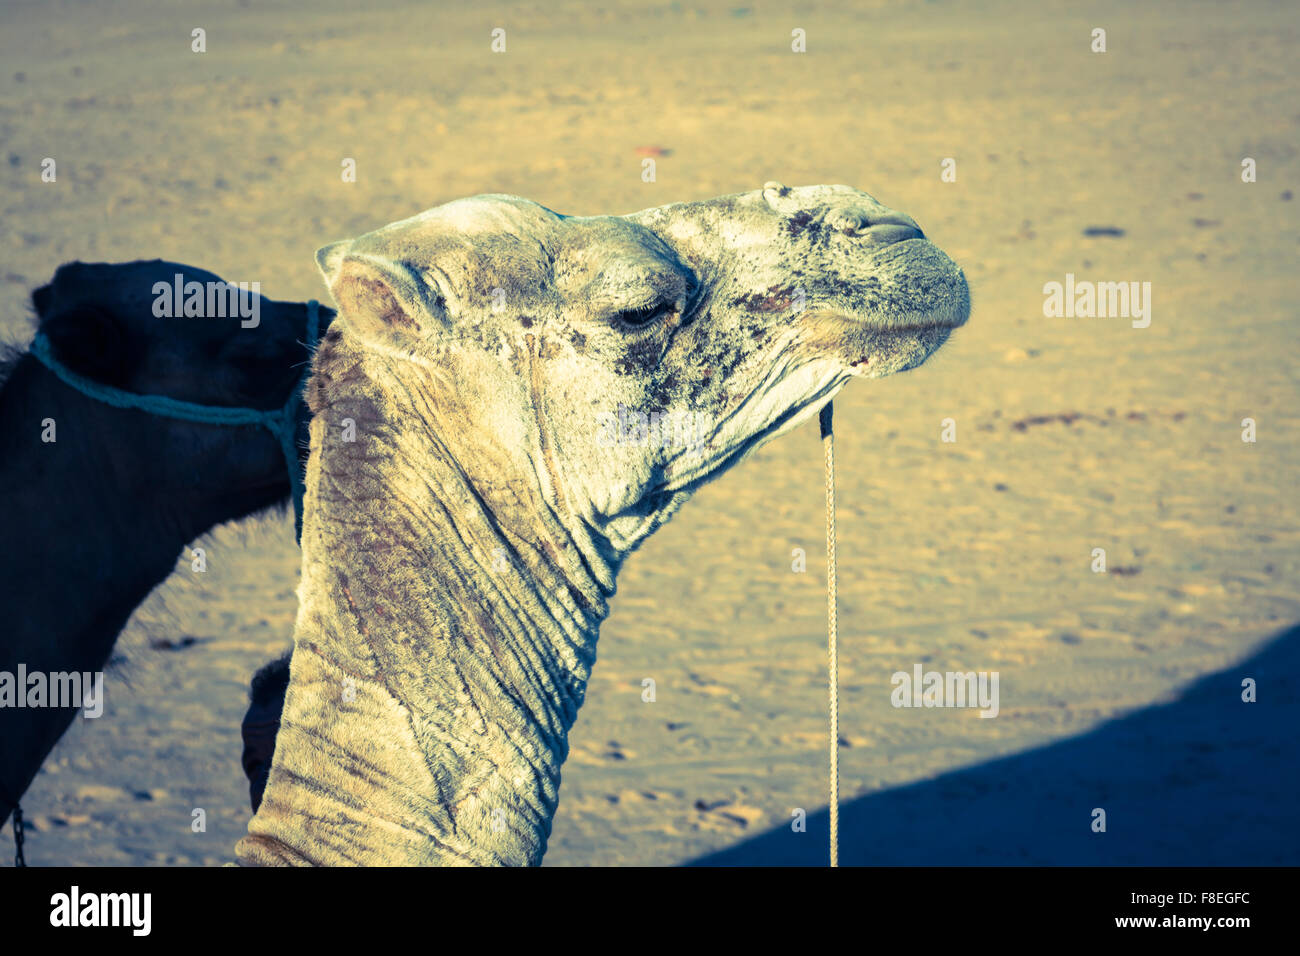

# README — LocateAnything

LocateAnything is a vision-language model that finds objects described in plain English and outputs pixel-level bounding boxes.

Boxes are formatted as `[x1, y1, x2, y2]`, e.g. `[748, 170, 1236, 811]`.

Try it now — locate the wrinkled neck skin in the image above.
[239, 347, 617, 866]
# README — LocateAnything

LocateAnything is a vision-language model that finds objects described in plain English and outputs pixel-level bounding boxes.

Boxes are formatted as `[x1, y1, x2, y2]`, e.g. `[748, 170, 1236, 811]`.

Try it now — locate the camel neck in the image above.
[241, 359, 610, 865]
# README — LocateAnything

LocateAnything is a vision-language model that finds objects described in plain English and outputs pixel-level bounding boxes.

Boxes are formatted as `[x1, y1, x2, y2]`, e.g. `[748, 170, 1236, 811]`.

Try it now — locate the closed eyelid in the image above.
[591, 267, 693, 314]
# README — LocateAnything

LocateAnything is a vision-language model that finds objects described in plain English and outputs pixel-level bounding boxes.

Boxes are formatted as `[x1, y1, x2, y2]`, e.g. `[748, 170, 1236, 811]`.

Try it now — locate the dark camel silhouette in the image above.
[0, 260, 333, 828]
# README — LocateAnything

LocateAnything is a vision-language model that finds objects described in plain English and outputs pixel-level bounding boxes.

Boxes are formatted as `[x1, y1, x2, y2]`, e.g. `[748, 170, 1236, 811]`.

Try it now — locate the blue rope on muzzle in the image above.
[28, 300, 321, 541]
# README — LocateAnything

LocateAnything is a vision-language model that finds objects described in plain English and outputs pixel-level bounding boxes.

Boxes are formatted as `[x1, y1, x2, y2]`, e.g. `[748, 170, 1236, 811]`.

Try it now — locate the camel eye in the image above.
[614, 302, 672, 332]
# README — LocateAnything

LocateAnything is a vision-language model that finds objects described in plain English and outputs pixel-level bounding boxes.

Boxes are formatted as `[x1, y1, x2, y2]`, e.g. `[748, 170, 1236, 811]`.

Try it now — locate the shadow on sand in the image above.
[687, 622, 1300, 866]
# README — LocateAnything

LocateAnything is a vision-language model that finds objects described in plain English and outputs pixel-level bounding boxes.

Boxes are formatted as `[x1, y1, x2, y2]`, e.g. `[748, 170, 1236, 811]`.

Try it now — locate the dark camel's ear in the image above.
[39, 305, 133, 386]
[315, 242, 446, 350]
[30, 283, 53, 317]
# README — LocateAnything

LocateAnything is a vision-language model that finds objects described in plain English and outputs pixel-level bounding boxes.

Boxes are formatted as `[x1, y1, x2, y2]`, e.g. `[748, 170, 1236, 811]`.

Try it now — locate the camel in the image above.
[238, 183, 970, 866]
[0, 260, 333, 829]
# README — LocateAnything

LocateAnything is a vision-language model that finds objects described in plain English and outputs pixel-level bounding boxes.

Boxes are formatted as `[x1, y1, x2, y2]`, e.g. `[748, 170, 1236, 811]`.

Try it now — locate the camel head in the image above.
[314, 183, 968, 563]
[28, 259, 328, 517]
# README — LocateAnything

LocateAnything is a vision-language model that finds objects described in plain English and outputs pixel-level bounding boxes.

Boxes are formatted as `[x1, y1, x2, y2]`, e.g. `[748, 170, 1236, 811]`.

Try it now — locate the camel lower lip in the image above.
[846, 325, 955, 376]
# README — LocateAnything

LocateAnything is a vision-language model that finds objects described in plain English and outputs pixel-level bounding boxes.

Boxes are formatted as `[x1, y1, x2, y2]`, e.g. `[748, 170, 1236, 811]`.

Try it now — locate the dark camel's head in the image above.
[24, 260, 329, 515]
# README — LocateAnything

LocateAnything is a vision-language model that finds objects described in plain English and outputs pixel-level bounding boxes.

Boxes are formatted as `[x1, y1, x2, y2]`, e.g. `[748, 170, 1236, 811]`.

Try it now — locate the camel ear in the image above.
[30, 282, 53, 317]
[40, 305, 132, 385]
[315, 243, 442, 346]
[315, 241, 350, 286]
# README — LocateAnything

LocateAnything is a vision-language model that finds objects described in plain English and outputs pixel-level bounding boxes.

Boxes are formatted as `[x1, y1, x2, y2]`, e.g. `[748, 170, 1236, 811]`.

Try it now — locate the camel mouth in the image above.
[806, 238, 969, 377]
[871, 237, 970, 330]
[845, 324, 955, 378]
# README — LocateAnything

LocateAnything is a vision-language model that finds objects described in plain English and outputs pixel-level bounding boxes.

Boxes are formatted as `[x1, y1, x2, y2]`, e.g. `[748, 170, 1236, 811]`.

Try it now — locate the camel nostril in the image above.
[827, 209, 925, 242]
[865, 211, 924, 240]
[867, 222, 926, 243]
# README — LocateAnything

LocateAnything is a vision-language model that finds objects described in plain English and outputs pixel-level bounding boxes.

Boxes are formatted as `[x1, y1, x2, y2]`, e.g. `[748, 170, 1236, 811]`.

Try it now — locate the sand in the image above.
[1, 0, 1296, 865]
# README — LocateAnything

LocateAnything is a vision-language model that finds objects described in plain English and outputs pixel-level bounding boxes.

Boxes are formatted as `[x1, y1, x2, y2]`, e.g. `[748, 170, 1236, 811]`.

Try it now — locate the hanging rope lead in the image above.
[819, 401, 839, 868]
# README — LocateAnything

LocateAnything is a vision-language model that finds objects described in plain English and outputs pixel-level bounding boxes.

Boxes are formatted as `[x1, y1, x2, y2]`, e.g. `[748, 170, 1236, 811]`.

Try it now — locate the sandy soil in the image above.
[0, 0, 1296, 865]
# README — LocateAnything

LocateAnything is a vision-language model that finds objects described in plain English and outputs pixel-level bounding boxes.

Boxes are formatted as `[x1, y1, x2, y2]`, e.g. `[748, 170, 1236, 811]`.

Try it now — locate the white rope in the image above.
[819, 401, 839, 868]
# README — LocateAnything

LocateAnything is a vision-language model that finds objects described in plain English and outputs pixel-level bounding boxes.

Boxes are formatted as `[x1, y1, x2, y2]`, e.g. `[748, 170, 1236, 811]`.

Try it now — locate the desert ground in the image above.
[0, 0, 1296, 865]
